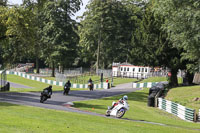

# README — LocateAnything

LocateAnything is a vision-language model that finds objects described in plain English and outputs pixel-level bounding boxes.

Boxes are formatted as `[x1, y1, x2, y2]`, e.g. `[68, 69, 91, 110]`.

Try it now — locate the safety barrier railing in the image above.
[132, 82, 158, 88]
[6, 71, 106, 89]
[158, 98, 197, 122]
[199, 109, 200, 122]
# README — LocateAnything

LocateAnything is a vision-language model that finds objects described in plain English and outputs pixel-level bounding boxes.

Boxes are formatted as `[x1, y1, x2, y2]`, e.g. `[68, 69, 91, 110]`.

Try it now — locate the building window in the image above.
[139, 68, 141, 72]
[127, 68, 129, 71]
[133, 68, 135, 72]
[142, 68, 144, 72]
[145, 68, 147, 72]
[121, 67, 123, 71]
[124, 67, 126, 71]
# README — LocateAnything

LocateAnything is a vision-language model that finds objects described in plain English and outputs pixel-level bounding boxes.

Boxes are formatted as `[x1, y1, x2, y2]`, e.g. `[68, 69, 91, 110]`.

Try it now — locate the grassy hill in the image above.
[72, 88, 200, 129]
[0, 101, 199, 133]
[1, 75, 200, 132]
[165, 85, 200, 111]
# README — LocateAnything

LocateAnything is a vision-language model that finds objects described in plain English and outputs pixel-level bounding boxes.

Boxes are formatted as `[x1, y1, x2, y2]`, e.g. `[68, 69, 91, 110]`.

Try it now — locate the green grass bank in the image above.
[0, 102, 199, 133]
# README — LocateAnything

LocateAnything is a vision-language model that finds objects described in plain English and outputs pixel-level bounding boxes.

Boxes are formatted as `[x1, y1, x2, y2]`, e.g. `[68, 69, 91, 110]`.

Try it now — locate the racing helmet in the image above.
[123, 95, 128, 100]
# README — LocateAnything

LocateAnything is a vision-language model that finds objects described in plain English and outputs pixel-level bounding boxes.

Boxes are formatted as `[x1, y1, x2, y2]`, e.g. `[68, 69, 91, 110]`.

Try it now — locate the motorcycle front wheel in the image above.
[116, 108, 125, 118]
[105, 110, 111, 117]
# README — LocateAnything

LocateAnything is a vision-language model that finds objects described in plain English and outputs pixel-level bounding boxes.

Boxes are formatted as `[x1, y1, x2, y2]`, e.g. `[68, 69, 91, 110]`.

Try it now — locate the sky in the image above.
[8, 0, 90, 21]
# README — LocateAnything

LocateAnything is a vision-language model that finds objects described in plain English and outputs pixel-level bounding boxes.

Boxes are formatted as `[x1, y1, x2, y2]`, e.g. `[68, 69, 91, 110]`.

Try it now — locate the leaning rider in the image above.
[109, 95, 128, 110]
[43, 85, 53, 98]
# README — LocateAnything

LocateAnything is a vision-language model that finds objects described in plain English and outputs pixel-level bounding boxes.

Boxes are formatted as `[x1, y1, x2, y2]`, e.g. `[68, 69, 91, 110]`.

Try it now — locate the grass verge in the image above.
[43, 75, 138, 86]
[0, 102, 199, 133]
[73, 88, 200, 129]
[6, 75, 63, 92]
[6, 74, 137, 92]
[165, 85, 200, 111]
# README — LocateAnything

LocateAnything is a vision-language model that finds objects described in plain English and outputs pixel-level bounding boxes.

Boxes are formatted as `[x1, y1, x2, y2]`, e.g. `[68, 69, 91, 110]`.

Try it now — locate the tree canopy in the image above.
[154, 0, 200, 72]
[0, 0, 199, 86]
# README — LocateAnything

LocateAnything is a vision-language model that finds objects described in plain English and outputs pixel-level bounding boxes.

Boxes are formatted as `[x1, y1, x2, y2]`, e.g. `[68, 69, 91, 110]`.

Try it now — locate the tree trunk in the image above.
[186, 72, 194, 85]
[96, 27, 101, 73]
[51, 61, 55, 77]
[36, 56, 39, 74]
[168, 69, 178, 87]
[59, 65, 64, 74]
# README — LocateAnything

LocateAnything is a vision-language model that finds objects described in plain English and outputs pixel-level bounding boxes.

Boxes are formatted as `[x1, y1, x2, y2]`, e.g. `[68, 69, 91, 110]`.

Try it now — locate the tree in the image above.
[129, 0, 186, 87]
[0, 5, 37, 66]
[0, 0, 7, 6]
[154, 0, 200, 73]
[78, 0, 134, 69]
[22, 0, 48, 74]
[39, 0, 81, 76]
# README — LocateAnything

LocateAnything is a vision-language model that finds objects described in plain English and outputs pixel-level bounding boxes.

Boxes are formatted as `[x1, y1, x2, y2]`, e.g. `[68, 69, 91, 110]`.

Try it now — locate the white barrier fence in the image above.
[6, 71, 106, 89]
[199, 109, 200, 122]
[132, 82, 158, 88]
[158, 98, 197, 122]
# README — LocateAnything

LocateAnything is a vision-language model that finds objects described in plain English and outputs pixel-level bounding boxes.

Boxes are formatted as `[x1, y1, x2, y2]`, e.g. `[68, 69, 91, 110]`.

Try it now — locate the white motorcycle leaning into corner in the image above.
[105, 95, 129, 118]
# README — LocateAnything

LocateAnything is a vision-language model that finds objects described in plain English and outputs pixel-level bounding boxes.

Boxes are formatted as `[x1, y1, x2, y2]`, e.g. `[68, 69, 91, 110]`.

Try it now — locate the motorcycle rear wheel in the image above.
[40, 96, 47, 103]
[116, 108, 125, 118]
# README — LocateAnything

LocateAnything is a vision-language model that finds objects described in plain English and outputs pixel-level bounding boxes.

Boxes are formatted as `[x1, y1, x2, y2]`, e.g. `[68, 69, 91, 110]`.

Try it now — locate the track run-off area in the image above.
[0, 82, 200, 131]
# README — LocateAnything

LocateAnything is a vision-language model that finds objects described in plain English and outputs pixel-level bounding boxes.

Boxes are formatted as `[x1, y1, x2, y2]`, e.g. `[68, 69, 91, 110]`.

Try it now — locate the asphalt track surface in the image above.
[0, 82, 200, 131]
[0, 83, 138, 114]
[0, 81, 33, 88]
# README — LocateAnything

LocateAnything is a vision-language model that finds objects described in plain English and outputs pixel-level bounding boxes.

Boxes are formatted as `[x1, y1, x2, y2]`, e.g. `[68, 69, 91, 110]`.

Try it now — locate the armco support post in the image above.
[199, 109, 200, 122]
[194, 110, 197, 122]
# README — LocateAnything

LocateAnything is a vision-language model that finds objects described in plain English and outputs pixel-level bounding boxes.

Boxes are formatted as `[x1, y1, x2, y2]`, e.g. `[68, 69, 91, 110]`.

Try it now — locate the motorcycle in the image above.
[63, 85, 70, 95]
[105, 100, 129, 118]
[40, 89, 51, 103]
[88, 82, 93, 91]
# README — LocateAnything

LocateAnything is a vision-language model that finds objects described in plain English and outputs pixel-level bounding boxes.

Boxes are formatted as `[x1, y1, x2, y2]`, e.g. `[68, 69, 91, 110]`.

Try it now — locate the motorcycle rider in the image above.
[63, 80, 71, 95]
[88, 78, 93, 91]
[109, 95, 128, 110]
[88, 78, 93, 83]
[42, 85, 53, 98]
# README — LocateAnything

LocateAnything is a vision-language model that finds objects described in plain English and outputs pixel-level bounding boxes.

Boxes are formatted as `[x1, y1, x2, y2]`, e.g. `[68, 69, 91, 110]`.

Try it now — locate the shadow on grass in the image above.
[101, 91, 148, 103]
[0, 102, 20, 107]
[73, 102, 107, 110]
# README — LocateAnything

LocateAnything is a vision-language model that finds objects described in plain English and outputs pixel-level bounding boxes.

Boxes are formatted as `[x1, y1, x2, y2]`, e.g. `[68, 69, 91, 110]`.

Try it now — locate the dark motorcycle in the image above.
[40, 89, 51, 103]
[63, 85, 70, 95]
[88, 82, 93, 91]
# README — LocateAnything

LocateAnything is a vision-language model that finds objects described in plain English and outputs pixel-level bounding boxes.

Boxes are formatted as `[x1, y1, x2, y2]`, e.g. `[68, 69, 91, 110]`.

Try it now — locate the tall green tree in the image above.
[0, 5, 36, 66]
[22, 0, 48, 73]
[154, 0, 200, 73]
[39, 0, 81, 76]
[0, 0, 7, 6]
[129, 0, 186, 87]
[78, 0, 134, 70]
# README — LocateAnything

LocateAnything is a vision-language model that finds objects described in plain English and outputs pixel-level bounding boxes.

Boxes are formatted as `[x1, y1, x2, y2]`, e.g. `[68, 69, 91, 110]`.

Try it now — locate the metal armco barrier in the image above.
[158, 98, 197, 122]
[199, 109, 200, 122]
[6, 71, 103, 89]
[132, 82, 158, 88]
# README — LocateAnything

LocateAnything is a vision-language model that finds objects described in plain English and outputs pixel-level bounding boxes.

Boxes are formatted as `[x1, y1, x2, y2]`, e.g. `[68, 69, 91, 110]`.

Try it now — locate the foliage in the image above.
[129, 0, 187, 87]
[78, 0, 135, 69]
[154, 0, 200, 72]
[0, 6, 36, 64]
[0, 0, 81, 74]
[39, 0, 81, 76]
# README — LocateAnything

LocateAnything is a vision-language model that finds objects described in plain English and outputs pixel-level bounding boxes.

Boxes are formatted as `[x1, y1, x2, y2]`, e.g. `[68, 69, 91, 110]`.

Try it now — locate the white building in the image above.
[112, 62, 151, 78]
